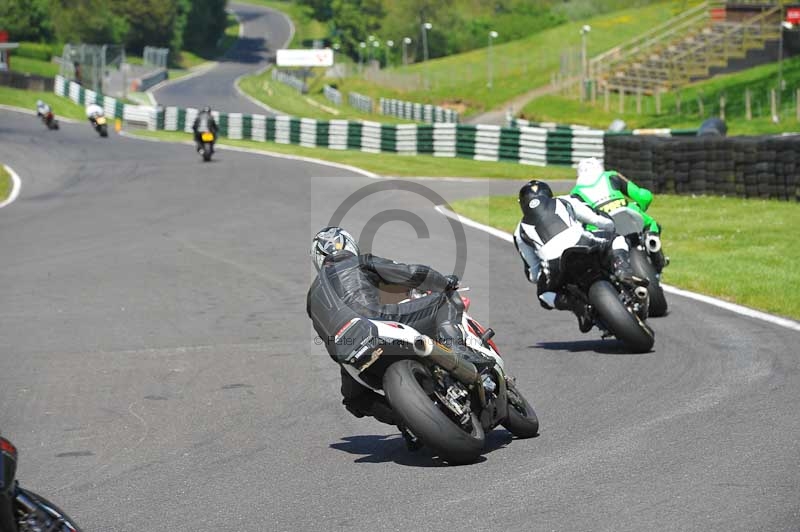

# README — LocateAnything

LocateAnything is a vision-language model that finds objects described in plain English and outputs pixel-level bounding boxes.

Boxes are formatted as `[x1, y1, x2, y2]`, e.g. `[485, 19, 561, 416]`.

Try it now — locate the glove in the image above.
[444, 274, 460, 291]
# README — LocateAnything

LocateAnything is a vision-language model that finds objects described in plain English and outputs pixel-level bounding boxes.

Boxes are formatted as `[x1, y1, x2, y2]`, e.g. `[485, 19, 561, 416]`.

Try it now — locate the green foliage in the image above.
[0, 164, 11, 203]
[8, 55, 60, 77]
[15, 42, 57, 61]
[111, 0, 189, 53]
[0, 0, 54, 41]
[182, 0, 229, 54]
[298, 0, 333, 21]
[330, 0, 385, 59]
[50, 0, 129, 44]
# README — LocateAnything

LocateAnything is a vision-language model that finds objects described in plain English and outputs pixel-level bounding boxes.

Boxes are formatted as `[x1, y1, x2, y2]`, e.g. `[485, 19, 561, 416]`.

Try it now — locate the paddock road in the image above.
[1, 110, 798, 532]
[152, 2, 292, 114]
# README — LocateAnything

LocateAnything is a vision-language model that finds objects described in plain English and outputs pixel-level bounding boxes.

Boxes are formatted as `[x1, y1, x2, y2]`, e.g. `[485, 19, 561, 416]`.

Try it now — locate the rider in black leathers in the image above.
[192, 106, 219, 152]
[306, 227, 462, 427]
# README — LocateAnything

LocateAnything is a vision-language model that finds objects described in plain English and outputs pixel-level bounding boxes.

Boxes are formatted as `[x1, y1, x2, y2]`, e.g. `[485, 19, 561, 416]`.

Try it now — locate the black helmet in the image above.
[202, 106, 212, 114]
[310, 226, 359, 269]
[518, 180, 553, 211]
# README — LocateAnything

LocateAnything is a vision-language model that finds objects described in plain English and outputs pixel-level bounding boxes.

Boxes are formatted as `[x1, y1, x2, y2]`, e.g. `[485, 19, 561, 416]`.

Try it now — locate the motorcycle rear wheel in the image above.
[501, 381, 539, 438]
[630, 248, 668, 317]
[202, 143, 213, 162]
[589, 280, 654, 353]
[383, 359, 485, 465]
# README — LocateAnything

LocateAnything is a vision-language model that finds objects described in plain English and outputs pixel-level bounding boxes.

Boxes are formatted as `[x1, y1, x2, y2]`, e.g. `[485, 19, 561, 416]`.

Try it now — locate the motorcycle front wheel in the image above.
[589, 280, 654, 353]
[383, 359, 485, 465]
[15, 488, 82, 531]
[501, 380, 539, 438]
[629, 248, 668, 317]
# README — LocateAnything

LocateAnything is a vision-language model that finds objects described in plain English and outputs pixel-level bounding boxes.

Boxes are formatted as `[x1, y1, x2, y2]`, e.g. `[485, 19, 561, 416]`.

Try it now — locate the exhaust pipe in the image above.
[645, 233, 662, 254]
[413, 336, 479, 386]
[634, 286, 649, 301]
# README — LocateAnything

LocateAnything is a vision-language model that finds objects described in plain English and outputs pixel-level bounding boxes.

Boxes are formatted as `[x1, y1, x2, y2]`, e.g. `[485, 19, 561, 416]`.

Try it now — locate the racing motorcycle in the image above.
[1, 435, 82, 532]
[555, 244, 655, 353]
[198, 131, 215, 162]
[90, 115, 108, 138]
[310, 277, 538, 465]
[609, 208, 669, 317]
[40, 111, 59, 130]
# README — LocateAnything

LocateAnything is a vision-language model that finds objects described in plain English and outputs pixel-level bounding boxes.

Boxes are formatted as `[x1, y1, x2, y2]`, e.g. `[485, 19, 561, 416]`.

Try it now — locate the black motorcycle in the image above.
[610, 209, 669, 317]
[555, 244, 654, 353]
[309, 275, 538, 465]
[1, 436, 82, 531]
[40, 111, 59, 130]
[196, 131, 215, 162]
[90, 115, 108, 138]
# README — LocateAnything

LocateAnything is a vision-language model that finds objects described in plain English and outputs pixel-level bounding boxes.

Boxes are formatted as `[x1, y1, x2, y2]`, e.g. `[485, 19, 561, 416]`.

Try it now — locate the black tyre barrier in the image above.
[603, 134, 800, 200]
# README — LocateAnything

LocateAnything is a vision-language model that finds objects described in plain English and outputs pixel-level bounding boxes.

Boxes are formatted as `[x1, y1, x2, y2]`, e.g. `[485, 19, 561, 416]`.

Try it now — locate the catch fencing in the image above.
[323, 85, 342, 106]
[348, 92, 373, 113]
[271, 69, 307, 93]
[379, 98, 459, 123]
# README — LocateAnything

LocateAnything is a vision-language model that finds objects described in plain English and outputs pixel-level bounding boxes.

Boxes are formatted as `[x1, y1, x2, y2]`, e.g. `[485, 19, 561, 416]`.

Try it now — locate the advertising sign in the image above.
[276, 49, 334, 67]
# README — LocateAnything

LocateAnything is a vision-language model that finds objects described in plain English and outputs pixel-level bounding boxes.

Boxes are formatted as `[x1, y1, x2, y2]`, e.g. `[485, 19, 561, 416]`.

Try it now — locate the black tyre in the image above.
[630, 249, 668, 317]
[99, 124, 108, 137]
[589, 280, 654, 353]
[15, 488, 82, 531]
[202, 144, 213, 162]
[501, 381, 539, 438]
[383, 359, 485, 465]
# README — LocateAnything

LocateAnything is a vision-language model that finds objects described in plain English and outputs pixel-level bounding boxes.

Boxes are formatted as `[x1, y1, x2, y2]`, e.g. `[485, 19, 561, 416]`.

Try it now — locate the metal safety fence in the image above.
[379, 98, 459, 123]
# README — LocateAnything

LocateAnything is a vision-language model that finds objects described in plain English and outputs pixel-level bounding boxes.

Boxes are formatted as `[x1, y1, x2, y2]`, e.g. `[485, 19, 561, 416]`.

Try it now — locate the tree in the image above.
[330, 0, 385, 60]
[182, 0, 228, 55]
[0, 0, 54, 41]
[49, 0, 128, 44]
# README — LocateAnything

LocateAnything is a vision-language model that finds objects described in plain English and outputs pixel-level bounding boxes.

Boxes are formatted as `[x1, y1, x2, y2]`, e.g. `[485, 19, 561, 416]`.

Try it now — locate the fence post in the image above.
[720, 94, 726, 120]
[619, 88, 625, 114]
[655, 88, 661, 115]
[591, 79, 597, 104]
[796, 88, 799, 122]
[636, 87, 642, 114]
[604, 85, 610, 112]
[770, 88, 778, 122]
[745, 88, 752, 120]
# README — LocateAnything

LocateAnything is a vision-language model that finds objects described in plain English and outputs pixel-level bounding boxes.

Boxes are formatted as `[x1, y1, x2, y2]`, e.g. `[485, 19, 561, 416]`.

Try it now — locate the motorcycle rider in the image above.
[571, 157, 667, 270]
[192, 106, 218, 153]
[513, 180, 645, 333]
[35, 99, 52, 119]
[85, 102, 105, 125]
[306, 226, 462, 441]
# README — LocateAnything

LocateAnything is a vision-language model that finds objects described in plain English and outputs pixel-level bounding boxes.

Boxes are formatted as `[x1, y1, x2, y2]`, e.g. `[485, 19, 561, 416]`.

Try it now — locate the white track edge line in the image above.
[0, 105, 81, 124]
[435, 205, 800, 332]
[1, 164, 22, 209]
[117, 130, 379, 178]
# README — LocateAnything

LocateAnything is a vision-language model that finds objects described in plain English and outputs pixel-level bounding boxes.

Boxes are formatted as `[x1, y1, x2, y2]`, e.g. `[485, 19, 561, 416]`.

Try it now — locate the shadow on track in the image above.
[221, 36, 268, 64]
[532, 339, 652, 355]
[330, 430, 518, 467]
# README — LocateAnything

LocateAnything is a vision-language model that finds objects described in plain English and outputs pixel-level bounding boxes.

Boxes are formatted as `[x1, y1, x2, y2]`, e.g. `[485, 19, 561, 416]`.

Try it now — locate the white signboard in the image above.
[276, 49, 334, 67]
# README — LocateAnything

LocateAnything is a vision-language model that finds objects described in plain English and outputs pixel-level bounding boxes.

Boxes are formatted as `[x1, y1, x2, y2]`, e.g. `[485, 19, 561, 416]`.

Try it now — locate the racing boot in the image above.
[610, 249, 648, 289]
[554, 292, 593, 333]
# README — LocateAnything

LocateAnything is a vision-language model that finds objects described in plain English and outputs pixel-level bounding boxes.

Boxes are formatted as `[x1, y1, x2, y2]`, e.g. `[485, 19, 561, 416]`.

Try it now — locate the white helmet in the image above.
[310, 226, 359, 269]
[576, 157, 605, 186]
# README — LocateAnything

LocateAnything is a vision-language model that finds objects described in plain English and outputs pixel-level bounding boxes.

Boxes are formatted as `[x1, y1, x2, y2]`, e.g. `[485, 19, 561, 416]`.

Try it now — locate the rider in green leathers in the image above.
[570, 157, 667, 271]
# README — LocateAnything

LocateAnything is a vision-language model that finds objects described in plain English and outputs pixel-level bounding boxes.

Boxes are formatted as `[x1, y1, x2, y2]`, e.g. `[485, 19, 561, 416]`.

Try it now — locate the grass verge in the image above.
[128, 128, 575, 180]
[0, 86, 86, 120]
[522, 56, 800, 135]
[9, 56, 61, 78]
[450, 194, 800, 320]
[0, 165, 11, 203]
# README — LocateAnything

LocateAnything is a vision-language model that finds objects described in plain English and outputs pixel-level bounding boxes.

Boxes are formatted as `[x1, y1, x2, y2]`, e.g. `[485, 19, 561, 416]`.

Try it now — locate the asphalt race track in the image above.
[2, 11, 800, 528]
[152, 2, 293, 114]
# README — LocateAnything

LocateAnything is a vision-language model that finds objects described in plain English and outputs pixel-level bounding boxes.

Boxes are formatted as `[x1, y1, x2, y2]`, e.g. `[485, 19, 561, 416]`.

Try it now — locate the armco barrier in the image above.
[604, 134, 800, 200]
[379, 98, 459, 124]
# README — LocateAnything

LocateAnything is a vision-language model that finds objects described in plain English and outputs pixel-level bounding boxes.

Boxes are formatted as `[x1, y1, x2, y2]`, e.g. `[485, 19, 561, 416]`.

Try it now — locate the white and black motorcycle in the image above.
[311, 279, 538, 465]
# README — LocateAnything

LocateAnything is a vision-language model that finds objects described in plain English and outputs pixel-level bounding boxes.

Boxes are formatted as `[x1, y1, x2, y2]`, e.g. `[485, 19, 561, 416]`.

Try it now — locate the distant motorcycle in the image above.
[90, 115, 108, 138]
[0, 435, 82, 532]
[610, 208, 669, 317]
[553, 243, 654, 353]
[40, 111, 59, 130]
[198, 131, 215, 162]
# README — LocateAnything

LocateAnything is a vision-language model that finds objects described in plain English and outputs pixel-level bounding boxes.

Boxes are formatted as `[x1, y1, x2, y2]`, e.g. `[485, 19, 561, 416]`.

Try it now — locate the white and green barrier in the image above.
[55, 76, 159, 130]
[510, 117, 698, 138]
[380, 98, 459, 124]
[55, 75, 695, 167]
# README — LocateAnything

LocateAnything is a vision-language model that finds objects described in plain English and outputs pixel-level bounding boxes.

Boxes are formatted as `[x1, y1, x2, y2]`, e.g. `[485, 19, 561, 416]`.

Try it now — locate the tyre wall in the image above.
[603, 134, 800, 201]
